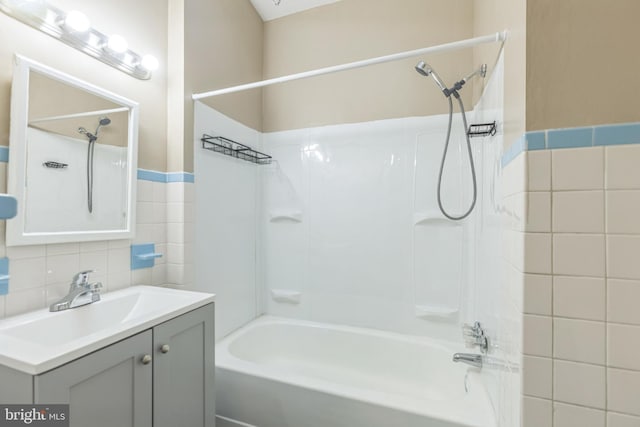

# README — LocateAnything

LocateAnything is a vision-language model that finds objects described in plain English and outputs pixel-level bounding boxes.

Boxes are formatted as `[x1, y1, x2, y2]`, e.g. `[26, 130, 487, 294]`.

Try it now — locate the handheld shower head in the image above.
[94, 117, 111, 136]
[415, 61, 448, 95]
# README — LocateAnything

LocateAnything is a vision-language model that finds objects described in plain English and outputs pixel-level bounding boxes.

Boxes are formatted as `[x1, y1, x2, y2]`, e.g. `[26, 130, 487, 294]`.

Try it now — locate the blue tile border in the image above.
[137, 169, 195, 183]
[502, 121, 640, 167]
[0, 147, 8, 163]
[0, 257, 9, 296]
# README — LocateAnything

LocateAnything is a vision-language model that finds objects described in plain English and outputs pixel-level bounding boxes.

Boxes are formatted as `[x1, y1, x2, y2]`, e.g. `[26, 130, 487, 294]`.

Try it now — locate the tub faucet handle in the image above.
[462, 321, 489, 353]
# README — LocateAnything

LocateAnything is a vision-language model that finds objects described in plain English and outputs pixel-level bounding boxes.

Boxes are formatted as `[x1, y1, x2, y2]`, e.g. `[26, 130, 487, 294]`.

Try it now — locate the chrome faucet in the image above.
[49, 270, 102, 312]
[453, 353, 483, 368]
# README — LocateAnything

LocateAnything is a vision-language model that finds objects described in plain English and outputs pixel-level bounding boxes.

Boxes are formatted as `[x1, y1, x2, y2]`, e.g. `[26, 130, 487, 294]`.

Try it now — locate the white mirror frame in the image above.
[7, 55, 139, 246]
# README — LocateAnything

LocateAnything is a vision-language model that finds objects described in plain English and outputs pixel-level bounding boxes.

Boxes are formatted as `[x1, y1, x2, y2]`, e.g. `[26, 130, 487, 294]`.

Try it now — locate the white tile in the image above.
[528, 150, 551, 192]
[606, 145, 640, 189]
[166, 183, 184, 202]
[524, 274, 552, 315]
[46, 243, 79, 256]
[107, 248, 130, 274]
[608, 324, 640, 371]
[522, 396, 552, 427]
[523, 356, 552, 398]
[553, 234, 605, 277]
[107, 271, 130, 291]
[6, 287, 46, 317]
[552, 191, 604, 233]
[0, 296, 6, 319]
[183, 263, 194, 286]
[166, 264, 184, 285]
[184, 222, 194, 243]
[524, 315, 552, 357]
[184, 203, 194, 223]
[553, 318, 605, 364]
[554, 402, 605, 427]
[79, 250, 108, 276]
[607, 191, 640, 234]
[184, 183, 194, 202]
[151, 264, 166, 285]
[184, 242, 193, 265]
[608, 279, 640, 325]
[608, 235, 640, 279]
[45, 254, 80, 285]
[10, 257, 46, 291]
[152, 182, 166, 203]
[609, 368, 640, 416]
[554, 360, 605, 408]
[79, 241, 109, 252]
[6, 245, 45, 260]
[167, 244, 184, 264]
[136, 180, 153, 202]
[136, 202, 155, 224]
[154, 223, 167, 244]
[167, 223, 184, 244]
[153, 202, 166, 224]
[608, 412, 640, 427]
[167, 203, 184, 223]
[108, 240, 130, 249]
[553, 276, 605, 320]
[552, 147, 604, 191]
[134, 224, 155, 244]
[524, 233, 552, 274]
[131, 268, 152, 286]
[526, 192, 551, 232]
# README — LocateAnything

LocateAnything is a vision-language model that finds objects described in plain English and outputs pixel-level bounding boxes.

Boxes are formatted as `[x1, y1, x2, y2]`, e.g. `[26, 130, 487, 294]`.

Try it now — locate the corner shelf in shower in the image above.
[413, 211, 464, 226]
[201, 134, 272, 165]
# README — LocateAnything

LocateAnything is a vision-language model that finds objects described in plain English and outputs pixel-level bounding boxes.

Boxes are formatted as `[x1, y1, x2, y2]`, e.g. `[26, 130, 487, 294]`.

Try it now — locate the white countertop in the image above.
[0, 285, 215, 375]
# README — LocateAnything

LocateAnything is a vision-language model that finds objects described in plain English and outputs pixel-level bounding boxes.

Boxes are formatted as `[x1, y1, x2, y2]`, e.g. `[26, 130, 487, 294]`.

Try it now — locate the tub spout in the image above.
[453, 353, 483, 368]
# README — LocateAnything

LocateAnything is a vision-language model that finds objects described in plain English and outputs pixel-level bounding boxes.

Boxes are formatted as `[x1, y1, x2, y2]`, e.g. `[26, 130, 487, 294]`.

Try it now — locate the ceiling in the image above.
[249, 0, 341, 22]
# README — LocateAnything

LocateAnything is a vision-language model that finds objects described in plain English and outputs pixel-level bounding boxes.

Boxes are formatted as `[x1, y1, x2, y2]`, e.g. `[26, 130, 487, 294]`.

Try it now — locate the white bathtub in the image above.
[215, 316, 496, 427]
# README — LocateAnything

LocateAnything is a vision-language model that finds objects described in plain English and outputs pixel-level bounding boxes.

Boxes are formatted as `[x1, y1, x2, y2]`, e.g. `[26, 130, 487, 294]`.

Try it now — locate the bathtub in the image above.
[215, 316, 496, 427]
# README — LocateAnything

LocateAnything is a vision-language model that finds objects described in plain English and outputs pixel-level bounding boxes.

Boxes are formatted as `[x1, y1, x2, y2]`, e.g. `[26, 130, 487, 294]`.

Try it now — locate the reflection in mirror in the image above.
[8, 55, 138, 245]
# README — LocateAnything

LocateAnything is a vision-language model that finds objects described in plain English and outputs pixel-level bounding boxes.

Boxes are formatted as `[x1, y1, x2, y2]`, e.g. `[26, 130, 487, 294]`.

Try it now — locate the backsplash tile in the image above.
[0, 170, 194, 319]
[521, 134, 640, 424]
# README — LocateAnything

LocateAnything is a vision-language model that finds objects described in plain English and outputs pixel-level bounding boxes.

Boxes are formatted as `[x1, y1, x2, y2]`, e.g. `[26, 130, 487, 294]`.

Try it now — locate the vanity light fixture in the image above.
[0, 0, 158, 80]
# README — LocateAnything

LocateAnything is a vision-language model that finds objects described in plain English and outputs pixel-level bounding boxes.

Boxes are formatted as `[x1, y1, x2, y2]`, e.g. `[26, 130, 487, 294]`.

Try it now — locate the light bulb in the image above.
[141, 54, 159, 71]
[64, 10, 90, 32]
[107, 34, 128, 53]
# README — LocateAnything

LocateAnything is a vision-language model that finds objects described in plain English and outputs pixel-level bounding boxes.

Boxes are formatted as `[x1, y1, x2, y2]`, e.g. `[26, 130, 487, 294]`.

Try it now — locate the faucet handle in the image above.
[71, 270, 94, 287]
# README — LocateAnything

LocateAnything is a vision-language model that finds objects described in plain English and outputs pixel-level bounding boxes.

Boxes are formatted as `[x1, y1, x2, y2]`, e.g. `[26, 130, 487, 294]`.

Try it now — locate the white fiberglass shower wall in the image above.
[194, 54, 505, 340]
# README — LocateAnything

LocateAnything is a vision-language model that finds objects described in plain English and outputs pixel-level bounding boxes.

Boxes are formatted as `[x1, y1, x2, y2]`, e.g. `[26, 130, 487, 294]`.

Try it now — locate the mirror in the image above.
[7, 55, 138, 245]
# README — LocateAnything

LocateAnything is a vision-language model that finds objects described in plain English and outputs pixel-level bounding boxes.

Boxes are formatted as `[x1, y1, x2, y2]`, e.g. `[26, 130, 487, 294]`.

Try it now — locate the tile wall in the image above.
[519, 125, 640, 427]
[0, 164, 194, 319]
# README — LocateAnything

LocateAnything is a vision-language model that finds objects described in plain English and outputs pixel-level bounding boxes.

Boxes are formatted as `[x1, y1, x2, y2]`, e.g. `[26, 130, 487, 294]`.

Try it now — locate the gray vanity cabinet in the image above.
[34, 331, 153, 427]
[153, 303, 215, 427]
[24, 304, 215, 427]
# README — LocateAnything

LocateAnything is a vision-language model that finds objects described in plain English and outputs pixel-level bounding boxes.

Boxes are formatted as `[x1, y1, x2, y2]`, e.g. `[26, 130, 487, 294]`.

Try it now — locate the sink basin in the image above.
[0, 286, 215, 374]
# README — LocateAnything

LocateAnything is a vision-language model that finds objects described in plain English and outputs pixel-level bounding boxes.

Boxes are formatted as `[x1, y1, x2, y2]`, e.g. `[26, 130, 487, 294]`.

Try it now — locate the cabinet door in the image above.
[154, 304, 215, 427]
[35, 331, 153, 427]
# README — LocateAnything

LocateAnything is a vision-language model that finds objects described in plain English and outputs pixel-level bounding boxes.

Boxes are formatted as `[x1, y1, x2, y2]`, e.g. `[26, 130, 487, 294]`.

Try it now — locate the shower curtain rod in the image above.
[29, 107, 129, 124]
[192, 31, 507, 101]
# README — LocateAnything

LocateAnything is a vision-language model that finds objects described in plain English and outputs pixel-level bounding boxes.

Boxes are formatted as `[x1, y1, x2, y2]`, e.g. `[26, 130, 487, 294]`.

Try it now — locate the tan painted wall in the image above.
[527, 0, 640, 131]
[0, 0, 168, 171]
[180, 0, 263, 172]
[473, 0, 526, 148]
[262, 0, 474, 133]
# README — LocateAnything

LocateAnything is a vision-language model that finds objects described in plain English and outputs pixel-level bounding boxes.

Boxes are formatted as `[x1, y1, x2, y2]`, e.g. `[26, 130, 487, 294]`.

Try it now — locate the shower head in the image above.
[94, 117, 111, 136]
[415, 61, 448, 95]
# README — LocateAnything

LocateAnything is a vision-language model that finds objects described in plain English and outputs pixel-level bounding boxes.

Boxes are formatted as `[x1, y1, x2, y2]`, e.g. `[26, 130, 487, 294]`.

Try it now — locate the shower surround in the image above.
[195, 55, 519, 426]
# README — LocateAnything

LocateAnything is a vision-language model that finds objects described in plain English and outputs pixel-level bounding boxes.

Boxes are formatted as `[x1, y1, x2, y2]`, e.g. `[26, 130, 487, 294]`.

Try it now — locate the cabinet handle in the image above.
[141, 354, 152, 365]
[160, 344, 170, 354]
